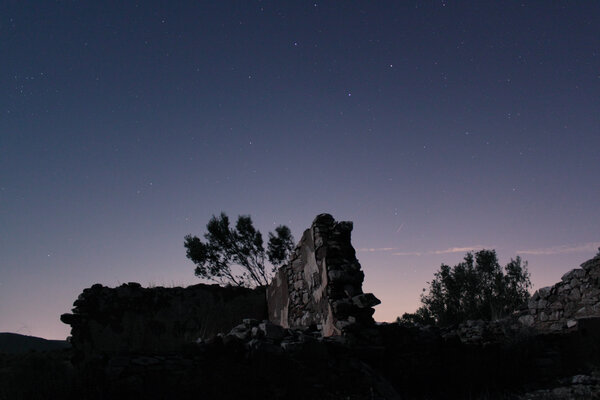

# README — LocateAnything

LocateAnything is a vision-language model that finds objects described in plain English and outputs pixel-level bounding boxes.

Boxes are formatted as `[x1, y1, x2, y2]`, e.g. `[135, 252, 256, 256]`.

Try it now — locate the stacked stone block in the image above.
[520, 252, 600, 331]
[267, 213, 380, 338]
[61, 282, 266, 361]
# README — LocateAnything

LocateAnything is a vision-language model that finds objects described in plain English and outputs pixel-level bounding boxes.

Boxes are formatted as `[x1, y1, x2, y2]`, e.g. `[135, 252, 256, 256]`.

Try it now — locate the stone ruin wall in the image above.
[61, 283, 266, 360]
[61, 213, 380, 360]
[520, 253, 600, 332]
[60, 207, 599, 357]
[447, 253, 600, 345]
[267, 213, 380, 337]
[56, 215, 600, 396]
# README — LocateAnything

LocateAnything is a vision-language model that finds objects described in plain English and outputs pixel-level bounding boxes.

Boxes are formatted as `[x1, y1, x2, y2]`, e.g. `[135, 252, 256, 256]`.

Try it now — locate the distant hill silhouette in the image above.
[0, 332, 70, 354]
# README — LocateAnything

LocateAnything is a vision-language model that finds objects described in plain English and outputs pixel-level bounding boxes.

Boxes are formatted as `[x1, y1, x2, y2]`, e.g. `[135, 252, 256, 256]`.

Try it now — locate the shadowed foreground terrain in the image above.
[2, 323, 600, 400]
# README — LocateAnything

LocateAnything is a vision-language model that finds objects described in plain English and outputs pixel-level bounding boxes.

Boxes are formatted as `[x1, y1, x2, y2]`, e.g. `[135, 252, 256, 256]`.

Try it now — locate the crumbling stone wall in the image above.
[61, 283, 266, 361]
[267, 214, 380, 337]
[520, 253, 600, 331]
[402, 253, 600, 345]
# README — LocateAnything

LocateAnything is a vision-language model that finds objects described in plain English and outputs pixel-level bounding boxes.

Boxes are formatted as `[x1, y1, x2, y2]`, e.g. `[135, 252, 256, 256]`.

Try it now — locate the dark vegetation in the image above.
[399, 249, 531, 326]
[184, 213, 294, 287]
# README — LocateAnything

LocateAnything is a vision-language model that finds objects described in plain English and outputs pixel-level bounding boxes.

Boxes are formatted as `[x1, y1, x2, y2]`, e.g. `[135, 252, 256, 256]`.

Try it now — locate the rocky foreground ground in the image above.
[2, 318, 600, 400]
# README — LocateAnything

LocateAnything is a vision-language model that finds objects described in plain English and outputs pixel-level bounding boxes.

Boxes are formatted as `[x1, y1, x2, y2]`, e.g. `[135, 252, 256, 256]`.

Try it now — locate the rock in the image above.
[552, 311, 562, 320]
[205, 334, 223, 346]
[332, 299, 354, 315]
[549, 322, 564, 331]
[528, 298, 538, 310]
[351, 293, 381, 308]
[583, 288, 600, 298]
[336, 221, 353, 233]
[566, 319, 577, 328]
[343, 284, 360, 297]
[312, 213, 335, 227]
[581, 254, 600, 271]
[259, 321, 285, 340]
[231, 322, 248, 332]
[302, 292, 310, 303]
[251, 340, 283, 354]
[222, 333, 244, 347]
[131, 356, 160, 366]
[551, 387, 573, 397]
[335, 320, 352, 330]
[576, 306, 588, 315]
[558, 284, 571, 293]
[228, 329, 249, 341]
[328, 270, 358, 283]
[537, 286, 553, 299]
[280, 340, 303, 352]
[568, 288, 581, 301]
[561, 268, 586, 282]
[582, 297, 598, 305]
[251, 326, 264, 338]
[60, 313, 81, 325]
[572, 374, 593, 384]
[519, 315, 535, 327]
[243, 318, 260, 326]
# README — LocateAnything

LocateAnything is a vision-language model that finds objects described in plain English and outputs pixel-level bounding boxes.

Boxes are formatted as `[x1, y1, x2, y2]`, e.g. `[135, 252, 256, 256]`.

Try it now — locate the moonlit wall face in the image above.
[0, 2, 598, 339]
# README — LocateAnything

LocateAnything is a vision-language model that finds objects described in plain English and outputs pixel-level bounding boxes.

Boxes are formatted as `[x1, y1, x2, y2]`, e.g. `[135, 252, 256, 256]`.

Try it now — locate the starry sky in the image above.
[1, 1, 599, 340]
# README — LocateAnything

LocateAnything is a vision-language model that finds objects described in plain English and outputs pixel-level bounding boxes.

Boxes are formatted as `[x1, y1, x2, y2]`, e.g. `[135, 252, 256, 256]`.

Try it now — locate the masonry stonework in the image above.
[61, 283, 266, 360]
[520, 252, 600, 331]
[56, 216, 600, 398]
[267, 213, 380, 337]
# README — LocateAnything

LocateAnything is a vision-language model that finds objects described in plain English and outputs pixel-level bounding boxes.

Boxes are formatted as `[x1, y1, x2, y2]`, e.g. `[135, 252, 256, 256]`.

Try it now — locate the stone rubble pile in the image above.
[517, 372, 600, 400]
[520, 252, 600, 331]
[204, 318, 342, 355]
[97, 318, 400, 400]
[102, 319, 326, 379]
[100, 319, 343, 382]
[436, 253, 600, 343]
[441, 318, 525, 346]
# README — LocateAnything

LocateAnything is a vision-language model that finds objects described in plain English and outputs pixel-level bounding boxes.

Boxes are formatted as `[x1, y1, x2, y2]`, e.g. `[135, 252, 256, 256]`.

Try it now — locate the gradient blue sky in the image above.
[1, 1, 599, 339]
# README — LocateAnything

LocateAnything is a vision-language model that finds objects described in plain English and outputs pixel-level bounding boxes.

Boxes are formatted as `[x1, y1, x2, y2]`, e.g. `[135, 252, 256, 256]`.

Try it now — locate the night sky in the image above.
[1, 1, 599, 340]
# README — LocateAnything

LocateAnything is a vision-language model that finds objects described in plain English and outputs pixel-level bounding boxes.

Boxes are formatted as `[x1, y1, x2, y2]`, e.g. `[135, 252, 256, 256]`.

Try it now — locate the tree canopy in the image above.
[399, 249, 531, 326]
[184, 213, 294, 287]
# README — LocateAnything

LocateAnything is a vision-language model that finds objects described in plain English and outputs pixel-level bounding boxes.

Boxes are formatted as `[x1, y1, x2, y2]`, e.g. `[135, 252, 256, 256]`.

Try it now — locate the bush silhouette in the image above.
[400, 249, 531, 326]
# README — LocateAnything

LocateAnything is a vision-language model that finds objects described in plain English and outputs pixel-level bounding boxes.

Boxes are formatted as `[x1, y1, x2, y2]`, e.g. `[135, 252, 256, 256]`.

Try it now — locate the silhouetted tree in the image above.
[184, 213, 294, 287]
[267, 225, 294, 266]
[399, 249, 531, 326]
